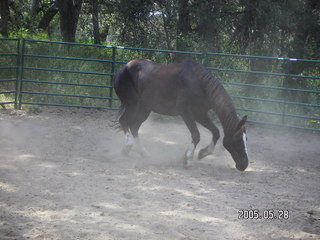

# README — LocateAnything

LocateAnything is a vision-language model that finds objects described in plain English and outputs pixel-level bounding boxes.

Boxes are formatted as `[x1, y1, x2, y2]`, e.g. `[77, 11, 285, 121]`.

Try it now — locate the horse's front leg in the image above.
[195, 112, 220, 160]
[184, 142, 196, 166]
[181, 111, 200, 167]
[198, 140, 216, 160]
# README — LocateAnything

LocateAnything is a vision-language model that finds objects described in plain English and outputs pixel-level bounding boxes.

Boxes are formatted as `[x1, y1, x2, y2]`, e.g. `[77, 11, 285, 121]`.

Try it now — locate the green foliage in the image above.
[9, 28, 50, 40]
[1, 0, 319, 60]
[307, 120, 320, 129]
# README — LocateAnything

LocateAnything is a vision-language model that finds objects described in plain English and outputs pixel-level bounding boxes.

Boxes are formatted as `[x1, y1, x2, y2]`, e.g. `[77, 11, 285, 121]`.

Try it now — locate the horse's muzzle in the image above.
[236, 157, 248, 171]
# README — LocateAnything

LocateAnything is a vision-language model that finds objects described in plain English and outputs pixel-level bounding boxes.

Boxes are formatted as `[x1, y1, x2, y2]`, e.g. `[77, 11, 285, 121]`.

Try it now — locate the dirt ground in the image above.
[0, 107, 319, 240]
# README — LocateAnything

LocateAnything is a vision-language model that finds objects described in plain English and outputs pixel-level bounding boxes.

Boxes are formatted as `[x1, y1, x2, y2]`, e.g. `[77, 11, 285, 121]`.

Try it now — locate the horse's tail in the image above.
[113, 63, 139, 131]
[110, 104, 125, 131]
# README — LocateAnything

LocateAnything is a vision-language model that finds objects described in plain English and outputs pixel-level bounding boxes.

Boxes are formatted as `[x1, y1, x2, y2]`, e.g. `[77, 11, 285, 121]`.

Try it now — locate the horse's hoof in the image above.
[198, 149, 206, 160]
[198, 146, 213, 160]
[183, 160, 192, 169]
[182, 155, 192, 168]
[198, 148, 208, 160]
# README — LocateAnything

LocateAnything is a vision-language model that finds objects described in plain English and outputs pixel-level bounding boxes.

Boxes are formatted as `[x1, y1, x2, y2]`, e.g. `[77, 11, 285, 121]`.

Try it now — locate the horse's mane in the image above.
[190, 60, 239, 133]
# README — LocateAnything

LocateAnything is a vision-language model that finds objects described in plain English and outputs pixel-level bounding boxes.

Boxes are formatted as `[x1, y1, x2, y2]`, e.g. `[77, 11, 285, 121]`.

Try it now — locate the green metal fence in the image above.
[1, 38, 319, 132]
[0, 38, 20, 109]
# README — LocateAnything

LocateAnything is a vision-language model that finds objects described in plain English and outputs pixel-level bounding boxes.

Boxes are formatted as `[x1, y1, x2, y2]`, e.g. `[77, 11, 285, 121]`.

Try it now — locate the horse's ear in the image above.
[235, 115, 247, 132]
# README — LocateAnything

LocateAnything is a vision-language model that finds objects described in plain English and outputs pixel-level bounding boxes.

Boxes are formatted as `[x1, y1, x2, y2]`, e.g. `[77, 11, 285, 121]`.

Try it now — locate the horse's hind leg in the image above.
[129, 106, 150, 157]
[119, 103, 150, 157]
[118, 108, 134, 156]
[195, 112, 220, 160]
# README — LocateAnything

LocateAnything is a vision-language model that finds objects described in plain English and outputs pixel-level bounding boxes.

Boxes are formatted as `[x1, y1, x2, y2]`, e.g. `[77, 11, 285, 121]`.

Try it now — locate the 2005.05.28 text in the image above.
[238, 209, 289, 220]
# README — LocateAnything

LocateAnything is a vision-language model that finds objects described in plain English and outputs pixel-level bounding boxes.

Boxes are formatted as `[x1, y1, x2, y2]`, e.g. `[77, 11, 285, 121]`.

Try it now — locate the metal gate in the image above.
[1, 38, 319, 131]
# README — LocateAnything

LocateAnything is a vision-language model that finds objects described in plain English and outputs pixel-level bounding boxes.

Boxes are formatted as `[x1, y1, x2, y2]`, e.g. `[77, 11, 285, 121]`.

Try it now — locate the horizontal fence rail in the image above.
[0, 38, 319, 132]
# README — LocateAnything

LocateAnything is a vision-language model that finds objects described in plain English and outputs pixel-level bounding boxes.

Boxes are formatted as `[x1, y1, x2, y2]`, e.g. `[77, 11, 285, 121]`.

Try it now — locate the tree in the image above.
[38, 1, 59, 35]
[282, 0, 320, 102]
[176, 0, 191, 51]
[155, 0, 177, 50]
[0, 0, 10, 37]
[90, 0, 101, 44]
[56, 0, 83, 42]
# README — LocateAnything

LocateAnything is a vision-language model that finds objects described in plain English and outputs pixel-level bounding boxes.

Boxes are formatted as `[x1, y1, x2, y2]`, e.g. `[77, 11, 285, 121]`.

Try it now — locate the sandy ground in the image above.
[0, 107, 319, 240]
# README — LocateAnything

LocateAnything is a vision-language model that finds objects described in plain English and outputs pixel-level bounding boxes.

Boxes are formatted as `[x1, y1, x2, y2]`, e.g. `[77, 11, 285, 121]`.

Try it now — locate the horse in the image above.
[113, 59, 248, 171]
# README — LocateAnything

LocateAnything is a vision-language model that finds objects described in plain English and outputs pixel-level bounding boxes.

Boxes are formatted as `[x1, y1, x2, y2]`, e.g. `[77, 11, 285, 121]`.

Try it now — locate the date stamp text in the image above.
[238, 209, 289, 220]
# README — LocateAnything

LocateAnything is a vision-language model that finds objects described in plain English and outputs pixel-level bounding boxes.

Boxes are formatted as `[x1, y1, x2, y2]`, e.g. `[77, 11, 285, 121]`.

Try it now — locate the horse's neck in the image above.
[217, 108, 239, 136]
[198, 66, 239, 135]
[211, 87, 239, 136]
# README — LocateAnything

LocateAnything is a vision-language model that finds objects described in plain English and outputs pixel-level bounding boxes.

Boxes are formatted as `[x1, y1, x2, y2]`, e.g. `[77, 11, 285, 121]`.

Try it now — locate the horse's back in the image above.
[115, 58, 210, 115]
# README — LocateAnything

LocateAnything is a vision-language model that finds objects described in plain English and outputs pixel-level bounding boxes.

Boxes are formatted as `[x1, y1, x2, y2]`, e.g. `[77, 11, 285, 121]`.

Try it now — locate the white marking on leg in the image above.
[134, 136, 148, 157]
[122, 131, 134, 155]
[184, 143, 195, 167]
[242, 133, 248, 156]
[125, 131, 134, 146]
[186, 143, 195, 159]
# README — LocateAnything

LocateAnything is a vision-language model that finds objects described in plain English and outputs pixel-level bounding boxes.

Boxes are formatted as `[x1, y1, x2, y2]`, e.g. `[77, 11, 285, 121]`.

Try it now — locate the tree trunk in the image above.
[57, 0, 83, 42]
[0, 0, 10, 37]
[30, 0, 41, 17]
[90, 0, 100, 44]
[38, 2, 59, 32]
[196, 0, 217, 45]
[176, 0, 191, 52]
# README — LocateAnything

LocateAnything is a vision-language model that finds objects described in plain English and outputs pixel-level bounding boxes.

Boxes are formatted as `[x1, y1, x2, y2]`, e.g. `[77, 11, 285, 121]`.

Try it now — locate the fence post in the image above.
[18, 38, 25, 110]
[16, 38, 25, 110]
[14, 39, 21, 109]
[109, 47, 116, 108]
[281, 76, 289, 126]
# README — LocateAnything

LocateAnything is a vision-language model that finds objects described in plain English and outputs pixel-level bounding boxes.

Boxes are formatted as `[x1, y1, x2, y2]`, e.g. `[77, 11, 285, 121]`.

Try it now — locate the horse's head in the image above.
[223, 116, 248, 171]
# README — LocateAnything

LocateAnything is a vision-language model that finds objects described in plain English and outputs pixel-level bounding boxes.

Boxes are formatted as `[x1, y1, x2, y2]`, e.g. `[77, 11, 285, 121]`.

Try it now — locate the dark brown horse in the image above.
[114, 59, 248, 171]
